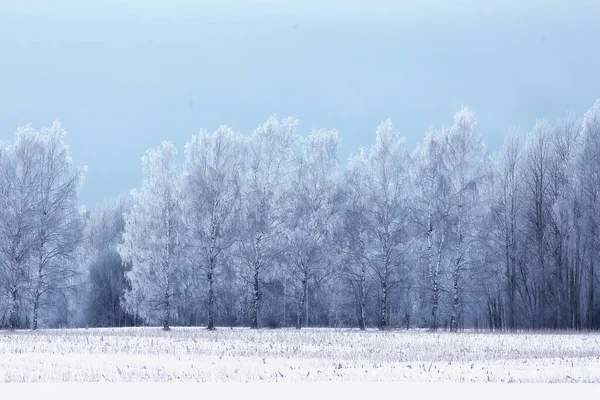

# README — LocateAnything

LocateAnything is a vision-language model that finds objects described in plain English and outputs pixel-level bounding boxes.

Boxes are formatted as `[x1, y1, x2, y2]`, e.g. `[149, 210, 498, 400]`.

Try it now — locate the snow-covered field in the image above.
[1, 327, 599, 383]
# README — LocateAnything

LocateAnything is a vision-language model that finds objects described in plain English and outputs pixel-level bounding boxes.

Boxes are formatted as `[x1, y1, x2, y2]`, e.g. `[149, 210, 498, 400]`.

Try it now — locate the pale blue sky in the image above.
[1, 0, 599, 207]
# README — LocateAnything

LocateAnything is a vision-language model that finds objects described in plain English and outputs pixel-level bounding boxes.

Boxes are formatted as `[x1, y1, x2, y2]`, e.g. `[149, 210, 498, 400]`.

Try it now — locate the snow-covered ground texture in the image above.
[1, 327, 599, 383]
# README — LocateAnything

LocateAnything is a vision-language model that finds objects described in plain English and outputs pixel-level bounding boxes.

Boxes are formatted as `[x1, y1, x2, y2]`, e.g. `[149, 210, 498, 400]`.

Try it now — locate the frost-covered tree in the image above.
[239, 116, 299, 329]
[338, 151, 372, 329]
[480, 106, 599, 331]
[412, 127, 451, 330]
[521, 120, 555, 328]
[411, 108, 489, 331]
[119, 142, 185, 331]
[572, 100, 600, 329]
[542, 114, 580, 328]
[0, 131, 39, 329]
[442, 107, 489, 331]
[30, 122, 86, 330]
[285, 128, 341, 329]
[182, 126, 244, 330]
[83, 195, 133, 327]
[352, 119, 411, 329]
[489, 131, 525, 330]
[0, 122, 85, 330]
[4, 103, 600, 331]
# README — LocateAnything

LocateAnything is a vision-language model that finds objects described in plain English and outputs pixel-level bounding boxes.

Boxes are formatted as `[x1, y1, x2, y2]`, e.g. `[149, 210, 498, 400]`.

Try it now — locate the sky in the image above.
[1, 0, 599, 207]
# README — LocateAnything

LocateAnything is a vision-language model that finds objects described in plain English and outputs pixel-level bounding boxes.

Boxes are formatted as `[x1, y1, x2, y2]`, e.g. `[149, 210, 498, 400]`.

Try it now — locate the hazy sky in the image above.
[1, 0, 599, 207]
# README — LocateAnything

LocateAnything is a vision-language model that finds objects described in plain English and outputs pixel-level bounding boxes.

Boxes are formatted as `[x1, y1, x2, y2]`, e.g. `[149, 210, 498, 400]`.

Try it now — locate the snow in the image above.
[1, 327, 599, 383]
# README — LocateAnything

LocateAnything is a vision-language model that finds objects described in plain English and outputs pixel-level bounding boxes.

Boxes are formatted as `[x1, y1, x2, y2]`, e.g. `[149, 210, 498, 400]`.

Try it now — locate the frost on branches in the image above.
[119, 142, 184, 331]
[3, 100, 600, 331]
[182, 126, 244, 330]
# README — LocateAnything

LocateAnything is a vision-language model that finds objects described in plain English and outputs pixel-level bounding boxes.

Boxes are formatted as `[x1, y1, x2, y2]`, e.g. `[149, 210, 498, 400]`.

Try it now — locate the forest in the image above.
[1, 99, 600, 332]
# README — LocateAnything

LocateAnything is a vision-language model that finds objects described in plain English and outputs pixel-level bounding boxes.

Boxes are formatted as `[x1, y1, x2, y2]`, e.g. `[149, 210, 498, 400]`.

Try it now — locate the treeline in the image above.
[2, 100, 600, 331]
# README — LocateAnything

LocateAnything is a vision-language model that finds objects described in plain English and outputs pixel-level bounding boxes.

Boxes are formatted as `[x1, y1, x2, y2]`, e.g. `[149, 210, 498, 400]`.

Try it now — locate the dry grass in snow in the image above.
[1, 327, 599, 382]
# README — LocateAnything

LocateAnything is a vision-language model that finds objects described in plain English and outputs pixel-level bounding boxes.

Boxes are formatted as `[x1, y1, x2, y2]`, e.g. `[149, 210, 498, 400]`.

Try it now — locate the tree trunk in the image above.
[296, 270, 308, 329]
[431, 240, 443, 331]
[207, 262, 215, 330]
[251, 261, 260, 329]
[251, 236, 261, 329]
[207, 213, 219, 331]
[358, 262, 366, 330]
[451, 266, 459, 332]
[538, 240, 546, 328]
[505, 209, 517, 330]
[296, 296, 302, 330]
[304, 270, 309, 328]
[283, 279, 287, 327]
[163, 285, 170, 331]
[568, 264, 575, 329]
[569, 240, 582, 329]
[428, 206, 447, 331]
[509, 252, 516, 330]
[32, 290, 41, 331]
[9, 286, 18, 330]
[380, 280, 387, 330]
[588, 261, 595, 329]
[32, 258, 44, 331]
[431, 276, 439, 331]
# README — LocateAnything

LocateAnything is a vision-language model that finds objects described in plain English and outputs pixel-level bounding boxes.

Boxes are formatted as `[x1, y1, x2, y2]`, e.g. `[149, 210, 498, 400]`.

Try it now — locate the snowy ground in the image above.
[1, 327, 599, 383]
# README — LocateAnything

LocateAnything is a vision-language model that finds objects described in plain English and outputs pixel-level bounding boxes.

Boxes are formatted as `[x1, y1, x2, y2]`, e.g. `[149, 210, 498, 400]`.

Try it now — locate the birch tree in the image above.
[182, 126, 244, 330]
[119, 142, 184, 331]
[546, 114, 580, 328]
[285, 128, 340, 329]
[490, 132, 524, 330]
[522, 120, 554, 328]
[0, 130, 39, 329]
[412, 127, 451, 330]
[572, 100, 600, 329]
[30, 121, 86, 330]
[359, 119, 411, 329]
[240, 115, 299, 329]
[443, 107, 489, 331]
[339, 151, 371, 329]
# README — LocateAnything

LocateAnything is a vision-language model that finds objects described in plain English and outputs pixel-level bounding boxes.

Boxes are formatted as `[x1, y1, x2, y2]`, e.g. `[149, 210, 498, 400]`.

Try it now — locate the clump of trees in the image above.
[2, 100, 600, 331]
[0, 122, 85, 329]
